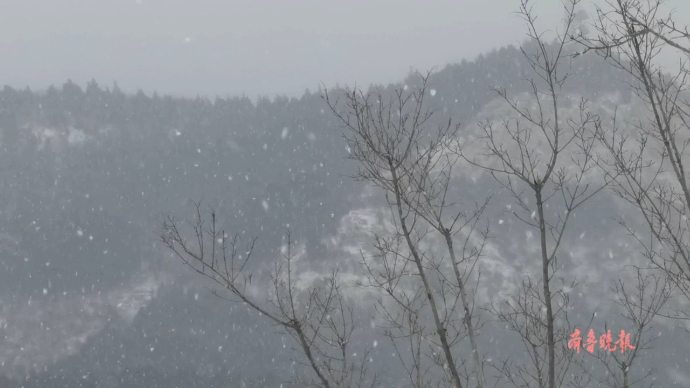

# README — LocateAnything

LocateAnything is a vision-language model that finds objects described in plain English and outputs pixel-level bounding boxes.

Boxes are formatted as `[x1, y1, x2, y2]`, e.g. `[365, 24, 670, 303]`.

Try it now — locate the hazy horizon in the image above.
[0, 0, 593, 99]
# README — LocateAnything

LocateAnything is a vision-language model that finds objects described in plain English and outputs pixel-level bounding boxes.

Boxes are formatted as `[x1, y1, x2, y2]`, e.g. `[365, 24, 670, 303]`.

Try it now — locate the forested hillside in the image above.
[0, 35, 687, 387]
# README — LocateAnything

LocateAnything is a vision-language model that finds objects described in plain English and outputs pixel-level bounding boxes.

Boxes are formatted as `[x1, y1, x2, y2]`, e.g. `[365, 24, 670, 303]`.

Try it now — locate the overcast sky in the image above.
[0, 0, 687, 99]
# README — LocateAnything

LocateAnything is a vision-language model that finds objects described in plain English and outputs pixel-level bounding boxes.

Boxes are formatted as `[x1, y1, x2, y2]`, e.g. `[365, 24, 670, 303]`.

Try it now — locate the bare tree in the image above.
[160, 202, 377, 388]
[459, 1, 606, 387]
[323, 72, 489, 388]
[366, 231, 434, 388]
[572, 0, 690, 319]
[582, 268, 673, 388]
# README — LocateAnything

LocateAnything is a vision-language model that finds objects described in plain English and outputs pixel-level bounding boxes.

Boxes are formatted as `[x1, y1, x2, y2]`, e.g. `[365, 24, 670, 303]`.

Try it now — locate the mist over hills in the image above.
[0, 42, 688, 387]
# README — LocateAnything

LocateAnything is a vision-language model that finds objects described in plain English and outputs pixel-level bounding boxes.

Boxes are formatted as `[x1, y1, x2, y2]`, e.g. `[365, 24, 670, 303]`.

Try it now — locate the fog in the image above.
[0, 0, 582, 98]
[2, 0, 690, 387]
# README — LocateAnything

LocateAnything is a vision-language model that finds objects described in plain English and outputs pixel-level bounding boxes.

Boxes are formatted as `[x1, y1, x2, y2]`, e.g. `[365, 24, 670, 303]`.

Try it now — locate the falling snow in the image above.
[1, 23, 687, 387]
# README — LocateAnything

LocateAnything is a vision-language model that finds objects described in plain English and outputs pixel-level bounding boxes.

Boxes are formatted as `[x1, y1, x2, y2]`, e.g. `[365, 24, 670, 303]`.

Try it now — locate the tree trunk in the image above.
[536, 189, 555, 388]
[444, 231, 485, 388]
[390, 161, 464, 388]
